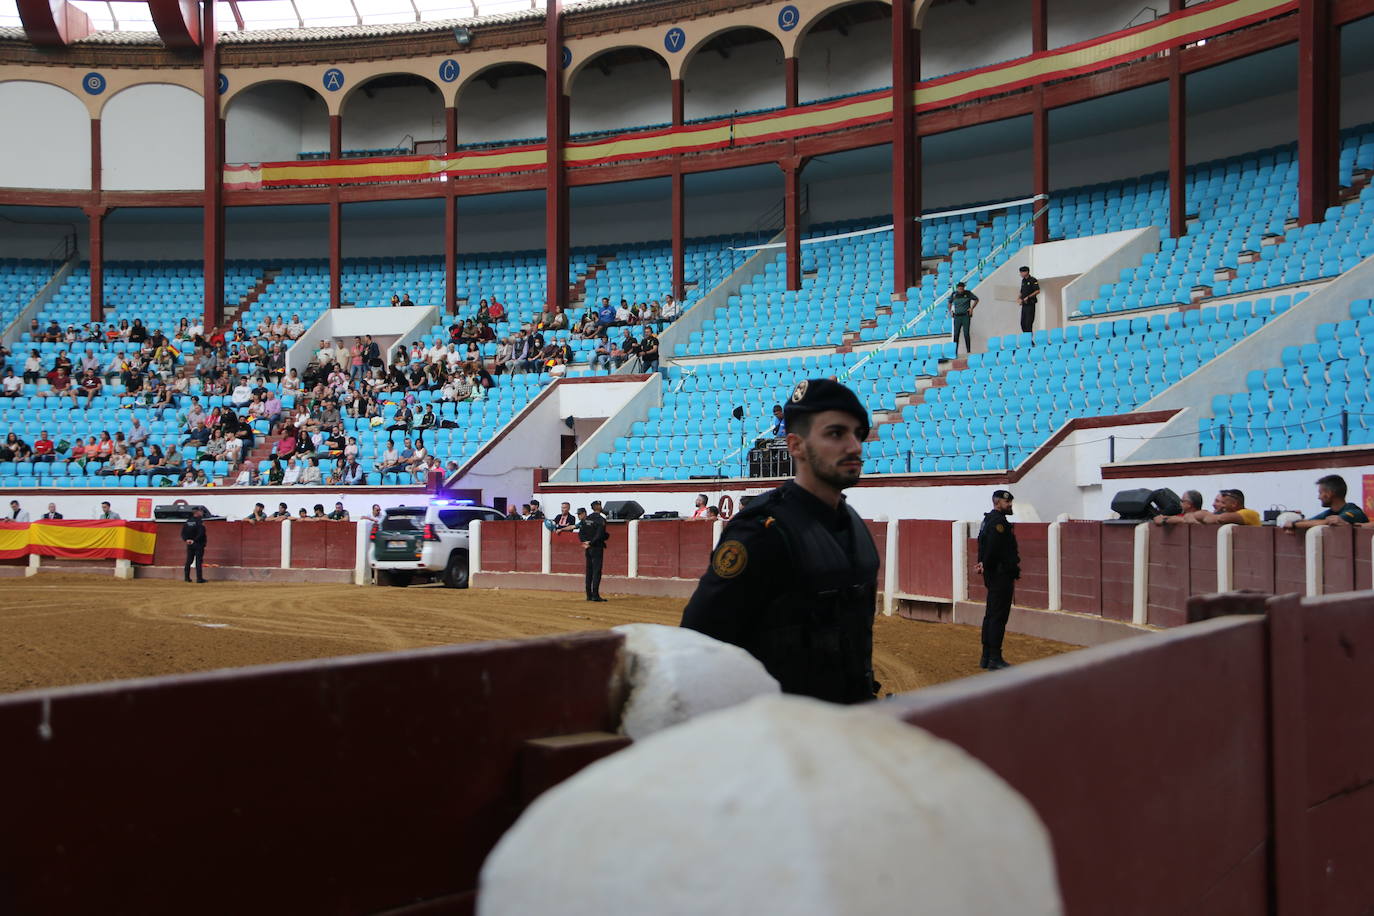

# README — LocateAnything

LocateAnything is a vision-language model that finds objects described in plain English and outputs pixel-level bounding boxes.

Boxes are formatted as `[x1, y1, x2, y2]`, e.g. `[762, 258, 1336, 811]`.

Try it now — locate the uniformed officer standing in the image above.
[580, 499, 608, 602]
[681, 379, 880, 704]
[1017, 266, 1040, 334]
[182, 506, 208, 584]
[975, 489, 1019, 669]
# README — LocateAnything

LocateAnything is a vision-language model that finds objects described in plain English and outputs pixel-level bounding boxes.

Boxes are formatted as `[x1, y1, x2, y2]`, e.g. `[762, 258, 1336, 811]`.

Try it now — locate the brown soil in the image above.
[0, 574, 1080, 695]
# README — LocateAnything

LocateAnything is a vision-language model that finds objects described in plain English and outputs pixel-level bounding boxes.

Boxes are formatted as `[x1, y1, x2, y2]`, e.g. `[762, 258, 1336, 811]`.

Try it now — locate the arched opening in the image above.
[225, 80, 328, 164]
[682, 27, 785, 122]
[0, 81, 89, 190]
[456, 63, 546, 148]
[341, 73, 444, 157]
[101, 84, 201, 190]
[797, 2, 892, 104]
[920, 0, 1031, 81]
[570, 47, 671, 136]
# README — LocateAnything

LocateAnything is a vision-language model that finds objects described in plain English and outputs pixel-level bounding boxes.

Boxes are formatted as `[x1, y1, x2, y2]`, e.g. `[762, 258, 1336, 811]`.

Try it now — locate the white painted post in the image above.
[353, 520, 370, 586]
[1046, 520, 1062, 611]
[26, 554, 39, 577]
[883, 517, 899, 617]
[1216, 524, 1236, 592]
[1305, 525, 1325, 597]
[627, 520, 640, 578]
[114, 558, 133, 580]
[712, 518, 724, 549]
[951, 521, 969, 603]
[469, 520, 483, 575]
[1131, 521, 1150, 626]
[280, 519, 292, 569]
[541, 523, 552, 575]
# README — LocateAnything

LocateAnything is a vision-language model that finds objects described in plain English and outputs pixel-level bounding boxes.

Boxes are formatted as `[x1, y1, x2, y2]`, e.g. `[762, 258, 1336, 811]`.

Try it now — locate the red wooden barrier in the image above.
[897, 519, 953, 598]
[602, 522, 629, 578]
[202, 520, 242, 568]
[152, 522, 187, 566]
[290, 521, 328, 569]
[964, 539, 985, 602]
[636, 521, 681, 579]
[1320, 526, 1356, 595]
[1059, 521, 1102, 615]
[1147, 525, 1190, 628]
[324, 521, 356, 569]
[677, 521, 713, 581]
[550, 531, 582, 575]
[240, 523, 282, 569]
[513, 522, 542, 573]
[0, 631, 627, 915]
[1232, 525, 1276, 593]
[864, 520, 887, 590]
[482, 520, 518, 572]
[1357, 530, 1373, 592]
[1274, 528, 1306, 596]
[1016, 523, 1050, 609]
[1099, 524, 1136, 621]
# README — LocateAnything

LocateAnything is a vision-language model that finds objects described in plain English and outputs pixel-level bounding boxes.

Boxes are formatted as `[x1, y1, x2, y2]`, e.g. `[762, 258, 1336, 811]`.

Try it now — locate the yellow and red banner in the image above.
[224, 0, 1295, 190]
[0, 521, 158, 564]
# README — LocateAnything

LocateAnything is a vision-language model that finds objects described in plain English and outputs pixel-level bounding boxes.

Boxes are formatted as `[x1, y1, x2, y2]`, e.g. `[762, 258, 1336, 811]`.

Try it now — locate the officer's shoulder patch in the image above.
[712, 539, 748, 579]
[995, 524, 1005, 533]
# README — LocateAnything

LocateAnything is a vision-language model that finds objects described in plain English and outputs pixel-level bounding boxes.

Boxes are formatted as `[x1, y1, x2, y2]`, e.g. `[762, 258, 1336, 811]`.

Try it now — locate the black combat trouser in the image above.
[981, 570, 1015, 657]
[584, 548, 604, 599]
[185, 544, 205, 581]
[1020, 300, 1037, 333]
[952, 314, 972, 353]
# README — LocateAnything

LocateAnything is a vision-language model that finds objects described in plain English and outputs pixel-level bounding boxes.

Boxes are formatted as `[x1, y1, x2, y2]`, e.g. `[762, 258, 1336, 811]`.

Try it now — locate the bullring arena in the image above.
[2, 0, 1374, 911]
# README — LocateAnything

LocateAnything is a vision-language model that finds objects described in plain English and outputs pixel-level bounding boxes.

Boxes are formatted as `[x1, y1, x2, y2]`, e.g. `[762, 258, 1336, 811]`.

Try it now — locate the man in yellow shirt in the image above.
[1195, 488, 1261, 526]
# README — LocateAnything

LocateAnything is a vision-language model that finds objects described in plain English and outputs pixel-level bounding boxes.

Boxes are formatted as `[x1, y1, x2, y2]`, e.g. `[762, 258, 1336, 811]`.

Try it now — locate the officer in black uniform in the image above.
[976, 489, 1019, 669]
[681, 378, 880, 705]
[182, 506, 208, 584]
[580, 499, 608, 602]
[1017, 265, 1040, 334]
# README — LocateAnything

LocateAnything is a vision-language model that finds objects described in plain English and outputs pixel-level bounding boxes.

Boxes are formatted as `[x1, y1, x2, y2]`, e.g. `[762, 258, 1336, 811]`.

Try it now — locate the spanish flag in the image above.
[13, 521, 158, 564]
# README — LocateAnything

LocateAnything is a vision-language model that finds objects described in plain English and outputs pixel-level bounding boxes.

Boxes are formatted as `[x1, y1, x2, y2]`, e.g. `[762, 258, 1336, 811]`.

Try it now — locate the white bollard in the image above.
[1131, 521, 1150, 626]
[541, 523, 551, 575]
[626, 520, 639, 578]
[114, 558, 133, 580]
[1305, 525, 1325, 597]
[279, 519, 292, 570]
[469, 520, 483, 577]
[883, 518, 899, 616]
[479, 695, 1063, 916]
[26, 554, 39, 577]
[1046, 520, 1062, 611]
[951, 521, 969, 602]
[353, 520, 370, 586]
[1216, 524, 1236, 592]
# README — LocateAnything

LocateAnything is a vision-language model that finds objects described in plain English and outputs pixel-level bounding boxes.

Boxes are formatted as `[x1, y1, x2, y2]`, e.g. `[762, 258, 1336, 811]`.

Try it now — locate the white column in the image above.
[280, 519, 292, 569]
[627, 520, 640, 578]
[353, 520, 370, 586]
[882, 517, 899, 617]
[26, 554, 40, 577]
[951, 521, 969, 603]
[1305, 525, 1325, 597]
[1216, 524, 1236, 592]
[114, 558, 133, 580]
[541, 523, 552, 575]
[470, 520, 483, 574]
[1046, 520, 1062, 611]
[1131, 521, 1150, 626]
[712, 518, 724, 549]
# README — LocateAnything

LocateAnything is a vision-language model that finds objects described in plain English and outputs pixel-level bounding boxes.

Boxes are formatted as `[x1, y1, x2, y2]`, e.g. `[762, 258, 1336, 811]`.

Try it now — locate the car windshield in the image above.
[380, 509, 424, 532]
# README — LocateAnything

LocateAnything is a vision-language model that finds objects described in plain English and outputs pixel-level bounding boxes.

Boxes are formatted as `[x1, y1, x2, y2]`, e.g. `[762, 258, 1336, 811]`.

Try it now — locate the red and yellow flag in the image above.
[0, 521, 158, 564]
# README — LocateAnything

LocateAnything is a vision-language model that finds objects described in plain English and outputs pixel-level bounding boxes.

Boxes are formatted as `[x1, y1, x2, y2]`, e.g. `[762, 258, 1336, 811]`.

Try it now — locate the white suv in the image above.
[370, 501, 506, 588]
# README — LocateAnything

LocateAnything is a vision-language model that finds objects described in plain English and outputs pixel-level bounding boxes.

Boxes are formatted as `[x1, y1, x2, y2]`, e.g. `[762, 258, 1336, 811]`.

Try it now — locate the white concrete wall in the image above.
[342, 82, 444, 151]
[684, 35, 786, 121]
[1060, 227, 1161, 317]
[457, 69, 546, 146]
[570, 58, 672, 135]
[101, 84, 203, 191]
[0, 81, 90, 190]
[225, 82, 329, 163]
[797, 12, 892, 104]
[287, 305, 439, 376]
[549, 375, 660, 485]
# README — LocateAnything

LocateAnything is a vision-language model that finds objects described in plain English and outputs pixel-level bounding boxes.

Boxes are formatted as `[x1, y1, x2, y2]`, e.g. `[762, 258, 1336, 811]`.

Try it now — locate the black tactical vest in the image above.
[749, 488, 880, 704]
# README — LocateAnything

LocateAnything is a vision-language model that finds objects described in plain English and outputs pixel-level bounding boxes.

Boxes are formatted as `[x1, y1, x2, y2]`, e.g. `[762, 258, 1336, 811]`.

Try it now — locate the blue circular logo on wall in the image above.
[561, 46, 572, 69]
[216, 73, 229, 95]
[777, 4, 800, 31]
[82, 72, 106, 95]
[322, 68, 345, 92]
[664, 27, 686, 53]
[439, 59, 460, 83]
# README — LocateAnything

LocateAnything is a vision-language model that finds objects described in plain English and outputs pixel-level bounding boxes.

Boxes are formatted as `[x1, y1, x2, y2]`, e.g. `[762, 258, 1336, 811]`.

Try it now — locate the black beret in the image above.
[783, 378, 870, 435]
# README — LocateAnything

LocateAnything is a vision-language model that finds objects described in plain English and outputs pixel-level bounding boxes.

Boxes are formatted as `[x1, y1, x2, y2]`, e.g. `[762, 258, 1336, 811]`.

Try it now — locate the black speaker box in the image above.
[1150, 487, 1182, 517]
[1110, 488, 1155, 520]
[603, 500, 644, 521]
[153, 504, 213, 521]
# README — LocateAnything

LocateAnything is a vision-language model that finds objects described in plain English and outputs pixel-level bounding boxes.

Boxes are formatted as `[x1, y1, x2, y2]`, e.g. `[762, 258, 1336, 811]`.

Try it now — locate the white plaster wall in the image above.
[0, 82, 90, 190]
[1048, 0, 1157, 49]
[921, 0, 1030, 80]
[342, 82, 445, 151]
[225, 82, 328, 163]
[570, 58, 672, 135]
[684, 35, 786, 121]
[797, 13, 892, 104]
[101, 84, 203, 191]
[458, 70, 546, 146]
[287, 305, 440, 376]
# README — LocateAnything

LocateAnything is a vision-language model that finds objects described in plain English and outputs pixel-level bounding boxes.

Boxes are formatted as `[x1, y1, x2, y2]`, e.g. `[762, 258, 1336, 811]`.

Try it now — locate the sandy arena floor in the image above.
[0, 574, 1080, 695]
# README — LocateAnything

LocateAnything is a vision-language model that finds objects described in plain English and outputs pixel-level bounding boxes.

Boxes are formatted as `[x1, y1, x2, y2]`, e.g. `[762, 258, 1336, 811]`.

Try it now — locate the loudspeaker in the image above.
[603, 500, 644, 521]
[153, 503, 212, 521]
[1110, 488, 1155, 520]
[1150, 487, 1182, 517]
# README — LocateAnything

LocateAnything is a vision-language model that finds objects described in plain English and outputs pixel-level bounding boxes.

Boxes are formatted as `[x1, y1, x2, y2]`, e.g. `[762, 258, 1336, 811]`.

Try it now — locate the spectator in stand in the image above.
[552, 502, 576, 532]
[129, 447, 151, 477]
[41, 503, 62, 520]
[527, 500, 546, 521]
[614, 299, 633, 326]
[597, 298, 616, 329]
[328, 501, 351, 521]
[7, 500, 28, 522]
[706, 506, 721, 521]
[1, 368, 21, 398]
[1151, 490, 1206, 526]
[1194, 489, 1261, 526]
[342, 459, 365, 486]
[271, 502, 291, 519]
[264, 456, 285, 486]
[32, 431, 55, 463]
[661, 294, 680, 324]
[234, 464, 259, 487]
[299, 457, 323, 486]
[127, 417, 150, 449]
[638, 331, 660, 375]
[41, 365, 73, 402]
[75, 369, 101, 408]
[488, 299, 505, 322]
[281, 457, 301, 485]
[23, 349, 42, 384]
[98, 445, 131, 477]
[1282, 474, 1369, 529]
[589, 333, 612, 372]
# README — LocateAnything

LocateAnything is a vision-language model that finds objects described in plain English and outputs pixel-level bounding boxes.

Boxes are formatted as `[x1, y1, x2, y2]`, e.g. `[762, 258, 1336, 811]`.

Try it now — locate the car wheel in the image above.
[442, 550, 469, 589]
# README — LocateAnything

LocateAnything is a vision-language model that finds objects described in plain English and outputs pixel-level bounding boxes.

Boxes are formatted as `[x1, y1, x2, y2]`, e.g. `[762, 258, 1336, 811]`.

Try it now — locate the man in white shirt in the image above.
[661, 295, 681, 321]
[127, 417, 150, 447]
[614, 301, 632, 325]
[231, 379, 253, 408]
[333, 340, 351, 369]
[287, 315, 305, 339]
[8, 500, 29, 522]
[427, 340, 447, 365]
[282, 457, 301, 485]
[1, 369, 21, 397]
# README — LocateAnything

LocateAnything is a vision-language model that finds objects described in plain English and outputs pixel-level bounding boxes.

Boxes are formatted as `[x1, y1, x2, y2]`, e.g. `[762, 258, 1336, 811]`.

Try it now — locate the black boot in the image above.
[979, 651, 990, 669]
[988, 657, 1013, 670]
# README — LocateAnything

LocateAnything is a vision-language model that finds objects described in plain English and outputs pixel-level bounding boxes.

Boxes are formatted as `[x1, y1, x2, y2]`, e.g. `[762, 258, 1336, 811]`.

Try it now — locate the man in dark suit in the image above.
[182, 506, 208, 584]
[579, 500, 609, 602]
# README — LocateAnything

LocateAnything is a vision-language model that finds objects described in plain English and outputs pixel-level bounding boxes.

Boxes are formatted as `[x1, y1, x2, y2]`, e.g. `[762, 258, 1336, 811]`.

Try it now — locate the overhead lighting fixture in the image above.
[453, 26, 472, 47]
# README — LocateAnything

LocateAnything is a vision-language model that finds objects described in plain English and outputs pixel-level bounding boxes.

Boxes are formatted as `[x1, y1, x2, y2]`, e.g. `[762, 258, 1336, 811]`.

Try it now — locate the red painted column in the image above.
[671, 79, 685, 300]
[329, 114, 342, 309]
[201, 0, 224, 331]
[85, 206, 105, 322]
[545, 0, 569, 313]
[783, 158, 803, 292]
[444, 105, 458, 316]
[1298, 0, 1334, 225]
[784, 56, 798, 109]
[891, 0, 917, 298]
[1031, 0, 1049, 244]
[1168, 0, 1187, 240]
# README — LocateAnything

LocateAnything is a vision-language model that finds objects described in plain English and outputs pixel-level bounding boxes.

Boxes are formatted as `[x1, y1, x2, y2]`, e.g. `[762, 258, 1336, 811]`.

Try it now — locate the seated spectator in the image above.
[1, 368, 20, 398]
[0, 432, 24, 462]
[1194, 489, 1261, 525]
[94, 431, 115, 463]
[281, 457, 301, 485]
[596, 297, 616, 328]
[198, 429, 227, 462]
[264, 456, 285, 486]
[31, 431, 55, 463]
[234, 463, 259, 487]
[1151, 490, 1207, 526]
[342, 460, 364, 486]
[299, 457, 323, 486]
[128, 447, 151, 476]
[661, 294, 681, 323]
[638, 331, 660, 374]
[691, 494, 710, 519]
[589, 334, 613, 371]
[488, 299, 505, 321]
[1283, 474, 1370, 529]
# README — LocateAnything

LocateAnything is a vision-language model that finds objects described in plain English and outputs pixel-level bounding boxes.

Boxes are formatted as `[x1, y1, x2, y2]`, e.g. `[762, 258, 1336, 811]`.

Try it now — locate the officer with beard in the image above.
[681, 379, 879, 704]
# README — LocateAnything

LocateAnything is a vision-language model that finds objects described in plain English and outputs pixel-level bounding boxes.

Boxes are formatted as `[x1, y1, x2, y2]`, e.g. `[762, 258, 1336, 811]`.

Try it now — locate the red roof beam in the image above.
[15, 0, 93, 46]
[148, 0, 202, 50]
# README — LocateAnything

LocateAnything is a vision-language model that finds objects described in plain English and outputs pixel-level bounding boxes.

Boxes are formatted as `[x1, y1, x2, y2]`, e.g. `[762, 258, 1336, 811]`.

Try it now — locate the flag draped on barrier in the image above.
[0, 521, 158, 564]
